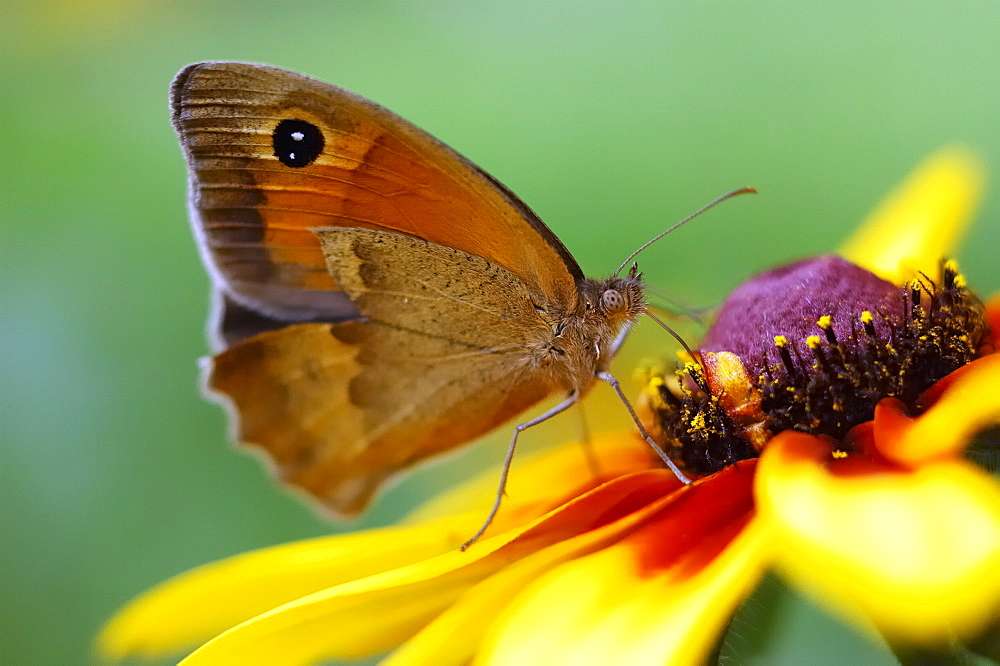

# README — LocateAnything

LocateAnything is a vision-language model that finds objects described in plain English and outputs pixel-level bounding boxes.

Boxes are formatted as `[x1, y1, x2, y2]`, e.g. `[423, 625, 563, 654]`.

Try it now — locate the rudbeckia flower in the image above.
[99, 149, 1000, 665]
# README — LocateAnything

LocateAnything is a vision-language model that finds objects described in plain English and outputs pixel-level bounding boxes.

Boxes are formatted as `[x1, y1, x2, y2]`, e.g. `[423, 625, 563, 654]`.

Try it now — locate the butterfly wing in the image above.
[208, 229, 558, 514]
[173, 63, 583, 513]
[171, 61, 584, 333]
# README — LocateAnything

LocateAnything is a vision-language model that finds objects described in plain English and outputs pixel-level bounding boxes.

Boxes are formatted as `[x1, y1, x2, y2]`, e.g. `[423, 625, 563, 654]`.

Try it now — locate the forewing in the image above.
[171, 61, 584, 327]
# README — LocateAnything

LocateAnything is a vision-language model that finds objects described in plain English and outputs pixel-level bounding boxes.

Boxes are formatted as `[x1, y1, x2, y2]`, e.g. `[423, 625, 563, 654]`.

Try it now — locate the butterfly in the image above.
[171, 62, 695, 546]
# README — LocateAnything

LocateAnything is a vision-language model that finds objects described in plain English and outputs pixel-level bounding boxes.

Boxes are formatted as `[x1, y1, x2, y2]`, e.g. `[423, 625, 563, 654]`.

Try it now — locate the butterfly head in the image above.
[588, 264, 645, 323]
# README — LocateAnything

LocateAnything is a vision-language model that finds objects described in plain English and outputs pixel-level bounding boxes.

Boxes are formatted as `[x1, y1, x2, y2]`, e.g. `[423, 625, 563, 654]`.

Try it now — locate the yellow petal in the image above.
[97, 517, 471, 659]
[478, 462, 768, 666]
[99, 433, 661, 661]
[840, 147, 984, 284]
[408, 432, 656, 532]
[878, 354, 1000, 464]
[180, 470, 678, 665]
[384, 473, 682, 666]
[757, 431, 1000, 645]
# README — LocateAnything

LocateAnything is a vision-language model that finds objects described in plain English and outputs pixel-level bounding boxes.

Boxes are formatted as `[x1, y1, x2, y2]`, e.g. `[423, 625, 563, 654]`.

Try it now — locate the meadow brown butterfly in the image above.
[172, 62, 708, 546]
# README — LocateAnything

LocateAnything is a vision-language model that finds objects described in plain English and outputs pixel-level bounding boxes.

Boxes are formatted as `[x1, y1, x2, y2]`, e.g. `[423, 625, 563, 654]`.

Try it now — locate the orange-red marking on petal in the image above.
[984, 295, 1000, 353]
[629, 460, 757, 579]
[478, 464, 767, 666]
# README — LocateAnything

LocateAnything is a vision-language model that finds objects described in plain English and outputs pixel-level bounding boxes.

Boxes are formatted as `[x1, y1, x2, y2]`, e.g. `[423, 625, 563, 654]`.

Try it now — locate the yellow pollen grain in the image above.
[860, 310, 874, 324]
[944, 259, 959, 273]
[832, 450, 848, 459]
[806, 335, 822, 349]
[954, 274, 967, 288]
[817, 315, 833, 329]
[774, 335, 788, 347]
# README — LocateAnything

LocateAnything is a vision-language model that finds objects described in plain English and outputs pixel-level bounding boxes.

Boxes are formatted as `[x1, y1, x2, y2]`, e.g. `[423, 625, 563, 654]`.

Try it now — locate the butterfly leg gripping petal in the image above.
[598, 371, 692, 485]
[460, 393, 581, 551]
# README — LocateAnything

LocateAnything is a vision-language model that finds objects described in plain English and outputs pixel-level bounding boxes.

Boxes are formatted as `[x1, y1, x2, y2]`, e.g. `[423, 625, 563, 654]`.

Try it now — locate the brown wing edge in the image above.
[199, 382, 389, 519]
[199, 322, 395, 517]
[173, 63, 363, 336]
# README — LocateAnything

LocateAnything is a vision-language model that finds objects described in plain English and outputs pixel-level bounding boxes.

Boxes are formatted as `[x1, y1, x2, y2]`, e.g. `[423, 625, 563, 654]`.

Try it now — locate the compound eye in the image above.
[601, 289, 626, 314]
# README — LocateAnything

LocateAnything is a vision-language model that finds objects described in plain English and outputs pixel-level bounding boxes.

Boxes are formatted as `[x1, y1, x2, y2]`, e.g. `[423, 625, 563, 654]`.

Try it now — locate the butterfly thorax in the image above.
[528, 275, 645, 394]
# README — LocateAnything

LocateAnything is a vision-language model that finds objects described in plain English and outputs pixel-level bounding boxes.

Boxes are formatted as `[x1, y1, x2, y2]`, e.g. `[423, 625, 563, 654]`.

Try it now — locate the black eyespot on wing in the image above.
[273, 119, 324, 168]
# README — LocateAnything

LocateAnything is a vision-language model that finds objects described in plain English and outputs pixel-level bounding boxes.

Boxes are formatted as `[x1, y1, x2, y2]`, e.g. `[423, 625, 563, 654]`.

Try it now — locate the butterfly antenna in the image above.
[645, 309, 699, 365]
[643, 289, 716, 328]
[614, 187, 757, 277]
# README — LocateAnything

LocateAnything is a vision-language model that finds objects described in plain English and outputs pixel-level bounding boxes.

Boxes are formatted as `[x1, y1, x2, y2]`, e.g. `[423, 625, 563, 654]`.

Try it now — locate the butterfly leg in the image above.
[574, 401, 605, 480]
[596, 371, 692, 485]
[460, 393, 580, 551]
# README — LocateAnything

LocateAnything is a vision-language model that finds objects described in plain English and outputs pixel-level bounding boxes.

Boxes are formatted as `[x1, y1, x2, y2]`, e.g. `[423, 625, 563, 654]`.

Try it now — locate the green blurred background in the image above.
[3, 2, 999, 664]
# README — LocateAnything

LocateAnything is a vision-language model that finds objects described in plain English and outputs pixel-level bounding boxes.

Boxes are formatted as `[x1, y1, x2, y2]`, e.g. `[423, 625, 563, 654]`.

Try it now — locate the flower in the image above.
[99, 149, 1000, 664]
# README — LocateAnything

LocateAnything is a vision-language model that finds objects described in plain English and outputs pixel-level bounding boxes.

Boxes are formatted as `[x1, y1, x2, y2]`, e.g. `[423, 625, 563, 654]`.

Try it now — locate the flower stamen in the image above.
[647, 257, 989, 476]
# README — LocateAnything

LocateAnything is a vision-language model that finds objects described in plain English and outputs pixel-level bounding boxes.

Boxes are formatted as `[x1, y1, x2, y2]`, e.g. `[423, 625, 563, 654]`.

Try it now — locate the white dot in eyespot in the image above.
[291, 131, 305, 141]
[288, 152, 297, 160]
